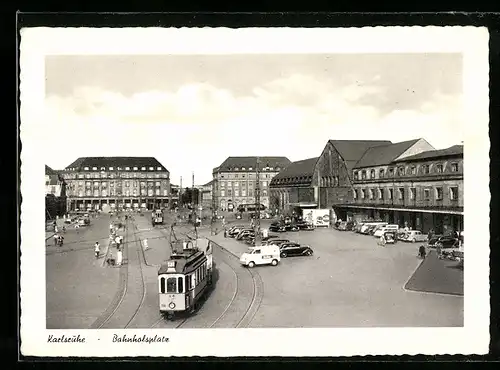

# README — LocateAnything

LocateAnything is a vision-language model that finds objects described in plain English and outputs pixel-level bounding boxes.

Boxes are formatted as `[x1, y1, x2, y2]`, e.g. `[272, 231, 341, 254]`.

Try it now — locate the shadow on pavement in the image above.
[404, 250, 464, 296]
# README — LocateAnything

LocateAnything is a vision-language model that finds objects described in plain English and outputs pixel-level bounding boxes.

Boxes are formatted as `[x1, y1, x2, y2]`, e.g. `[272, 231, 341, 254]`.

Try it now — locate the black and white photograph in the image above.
[20, 27, 489, 357]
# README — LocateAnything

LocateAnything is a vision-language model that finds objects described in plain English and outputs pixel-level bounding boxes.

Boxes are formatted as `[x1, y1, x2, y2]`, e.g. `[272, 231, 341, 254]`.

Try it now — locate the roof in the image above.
[45, 165, 57, 175]
[328, 140, 392, 171]
[270, 157, 319, 185]
[393, 145, 463, 162]
[354, 139, 421, 168]
[46, 175, 60, 185]
[215, 156, 291, 172]
[202, 180, 214, 187]
[64, 157, 169, 171]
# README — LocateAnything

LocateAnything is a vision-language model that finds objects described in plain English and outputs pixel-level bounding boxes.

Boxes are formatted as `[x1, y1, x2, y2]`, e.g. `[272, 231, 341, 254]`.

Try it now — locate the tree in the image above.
[181, 188, 200, 206]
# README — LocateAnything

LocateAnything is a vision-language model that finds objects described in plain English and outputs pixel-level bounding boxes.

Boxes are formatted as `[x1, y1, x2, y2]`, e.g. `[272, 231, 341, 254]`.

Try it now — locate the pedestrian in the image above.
[378, 235, 386, 247]
[418, 245, 426, 259]
[115, 235, 121, 249]
[57, 235, 64, 246]
[54, 225, 59, 234]
[53, 234, 59, 246]
[428, 228, 434, 240]
[224, 229, 227, 238]
[94, 242, 100, 258]
[116, 246, 123, 266]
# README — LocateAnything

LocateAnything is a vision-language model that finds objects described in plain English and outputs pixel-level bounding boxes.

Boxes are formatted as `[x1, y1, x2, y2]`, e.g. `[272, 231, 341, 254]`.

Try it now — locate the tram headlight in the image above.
[169, 302, 176, 309]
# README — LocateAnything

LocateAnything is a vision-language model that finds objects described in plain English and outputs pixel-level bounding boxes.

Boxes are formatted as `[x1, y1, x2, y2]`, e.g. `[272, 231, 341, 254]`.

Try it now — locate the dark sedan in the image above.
[279, 242, 314, 258]
[295, 221, 315, 231]
[428, 235, 459, 249]
[269, 222, 298, 232]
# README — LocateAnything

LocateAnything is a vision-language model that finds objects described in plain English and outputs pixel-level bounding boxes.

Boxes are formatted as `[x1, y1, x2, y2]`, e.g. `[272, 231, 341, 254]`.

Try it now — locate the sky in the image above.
[44, 53, 464, 185]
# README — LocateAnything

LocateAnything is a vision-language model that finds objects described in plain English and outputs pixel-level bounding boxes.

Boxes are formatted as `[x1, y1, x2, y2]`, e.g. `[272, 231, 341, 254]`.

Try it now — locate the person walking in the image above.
[116, 245, 123, 266]
[53, 234, 59, 246]
[94, 242, 100, 258]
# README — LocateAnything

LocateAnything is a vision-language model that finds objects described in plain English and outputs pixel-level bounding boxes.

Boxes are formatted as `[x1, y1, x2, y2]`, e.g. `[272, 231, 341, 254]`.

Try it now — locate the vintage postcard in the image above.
[20, 26, 490, 357]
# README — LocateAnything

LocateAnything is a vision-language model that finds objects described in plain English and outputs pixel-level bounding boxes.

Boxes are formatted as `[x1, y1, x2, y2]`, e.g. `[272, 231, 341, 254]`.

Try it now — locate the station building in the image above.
[341, 145, 464, 234]
[212, 156, 291, 212]
[61, 157, 171, 211]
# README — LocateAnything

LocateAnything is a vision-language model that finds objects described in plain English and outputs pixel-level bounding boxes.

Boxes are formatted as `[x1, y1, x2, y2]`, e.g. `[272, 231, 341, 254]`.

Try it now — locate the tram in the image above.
[158, 225, 213, 319]
[152, 209, 164, 226]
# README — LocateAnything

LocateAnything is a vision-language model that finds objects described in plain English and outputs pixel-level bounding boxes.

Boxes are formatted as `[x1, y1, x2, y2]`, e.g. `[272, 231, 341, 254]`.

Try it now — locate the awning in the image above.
[289, 202, 318, 208]
[337, 204, 463, 215]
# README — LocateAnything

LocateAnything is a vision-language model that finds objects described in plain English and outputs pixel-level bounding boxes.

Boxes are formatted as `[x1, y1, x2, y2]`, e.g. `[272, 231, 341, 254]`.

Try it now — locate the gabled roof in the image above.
[271, 157, 318, 181]
[393, 145, 463, 162]
[215, 156, 291, 172]
[64, 157, 168, 172]
[45, 165, 57, 175]
[202, 180, 214, 187]
[354, 139, 421, 169]
[328, 140, 392, 172]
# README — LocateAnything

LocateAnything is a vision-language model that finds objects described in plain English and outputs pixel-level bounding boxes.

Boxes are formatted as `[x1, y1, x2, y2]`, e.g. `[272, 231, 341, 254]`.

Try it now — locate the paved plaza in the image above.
[46, 213, 463, 329]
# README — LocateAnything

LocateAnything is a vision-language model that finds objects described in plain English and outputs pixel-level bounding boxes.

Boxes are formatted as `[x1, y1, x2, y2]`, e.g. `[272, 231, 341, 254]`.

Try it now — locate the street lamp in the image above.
[254, 158, 269, 247]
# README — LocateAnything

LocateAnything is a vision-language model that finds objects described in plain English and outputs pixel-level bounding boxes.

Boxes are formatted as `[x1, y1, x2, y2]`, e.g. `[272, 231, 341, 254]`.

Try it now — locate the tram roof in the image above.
[158, 250, 205, 275]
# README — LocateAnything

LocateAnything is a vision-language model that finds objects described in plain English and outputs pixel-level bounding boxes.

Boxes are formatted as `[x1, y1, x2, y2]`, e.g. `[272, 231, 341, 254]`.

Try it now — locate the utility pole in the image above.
[192, 171, 196, 224]
[317, 167, 321, 209]
[254, 157, 262, 246]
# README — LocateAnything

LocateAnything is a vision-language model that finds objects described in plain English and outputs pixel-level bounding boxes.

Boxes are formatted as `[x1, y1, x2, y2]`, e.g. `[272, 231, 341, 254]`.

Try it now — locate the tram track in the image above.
[90, 218, 148, 329]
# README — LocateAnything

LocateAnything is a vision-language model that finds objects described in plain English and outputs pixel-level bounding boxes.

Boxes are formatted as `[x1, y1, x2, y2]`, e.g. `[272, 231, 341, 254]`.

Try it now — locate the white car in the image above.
[402, 230, 428, 243]
[240, 245, 280, 268]
[373, 224, 399, 237]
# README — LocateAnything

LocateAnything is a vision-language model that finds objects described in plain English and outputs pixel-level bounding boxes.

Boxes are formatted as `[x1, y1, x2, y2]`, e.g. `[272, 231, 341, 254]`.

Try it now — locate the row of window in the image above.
[68, 166, 165, 172]
[219, 189, 268, 197]
[352, 186, 460, 202]
[219, 181, 268, 188]
[353, 162, 460, 181]
[65, 172, 169, 179]
[217, 173, 272, 179]
[159, 264, 208, 294]
[70, 189, 169, 197]
[221, 166, 280, 172]
[271, 175, 313, 185]
[72, 181, 168, 188]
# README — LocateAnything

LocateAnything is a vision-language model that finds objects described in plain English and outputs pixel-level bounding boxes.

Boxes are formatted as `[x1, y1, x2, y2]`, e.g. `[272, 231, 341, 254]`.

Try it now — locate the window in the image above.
[450, 186, 459, 201]
[262, 181, 267, 187]
[156, 189, 160, 196]
[163, 189, 168, 196]
[370, 169, 376, 179]
[353, 189, 357, 199]
[101, 167, 106, 171]
[92, 167, 97, 171]
[361, 170, 367, 180]
[388, 168, 394, 176]
[435, 187, 443, 200]
[235, 190, 239, 197]
[227, 189, 232, 197]
[178, 277, 183, 293]
[125, 181, 130, 187]
[379, 188, 384, 200]
[398, 188, 405, 200]
[388, 189, 393, 200]
[227, 181, 232, 187]
[398, 167, 405, 176]
[422, 165, 430, 174]
[133, 167, 138, 171]
[410, 187, 416, 200]
[234, 181, 239, 187]
[263, 190, 268, 196]
[436, 164, 444, 173]
[451, 162, 459, 172]
[424, 188, 430, 200]
[379, 169, 385, 178]
[248, 189, 253, 197]
[157, 167, 162, 170]
[93, 181, 99, 187]
[220, 181, 225, 188]
[249, 167, 253, 171]
[369, 189, 374, 199]
[155, 181, 160, 187]
[353, 171, 358, 180]
[133, 189, 137, 196]
[84, 167, 89, 171]
[166, 278, 177, 293]
[361, 189, 367, 199]
[220, 190, 225, 197]
[102, 190, 107, 197]
[125, 167, 130, 170]
[242, 190, 246, 197]
[160, 277, 166, 293]
[148, 167, 153, 170]
[141, 167, 146, 171]
[109, 167, 114, 171]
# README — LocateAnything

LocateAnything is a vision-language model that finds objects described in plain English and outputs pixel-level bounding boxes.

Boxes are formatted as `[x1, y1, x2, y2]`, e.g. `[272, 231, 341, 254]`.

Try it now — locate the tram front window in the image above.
[166, 277, 177, 293]
[247, 248, 255, 254]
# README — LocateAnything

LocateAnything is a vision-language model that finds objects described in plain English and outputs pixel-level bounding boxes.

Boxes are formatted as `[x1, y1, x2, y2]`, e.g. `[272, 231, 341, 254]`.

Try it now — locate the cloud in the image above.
[43, 73, 463, 183]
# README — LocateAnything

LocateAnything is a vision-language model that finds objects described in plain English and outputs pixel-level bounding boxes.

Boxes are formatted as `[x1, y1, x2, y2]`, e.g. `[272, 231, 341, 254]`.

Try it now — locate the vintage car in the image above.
[278, 242, 314, 258]
[401, 230, 428, 243]
[427, 235, 459, 249]
[295, 221, 315, 231]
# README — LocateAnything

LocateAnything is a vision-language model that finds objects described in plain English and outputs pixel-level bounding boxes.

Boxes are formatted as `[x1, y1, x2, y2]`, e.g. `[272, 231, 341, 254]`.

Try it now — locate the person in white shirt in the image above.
[94, 242, 100, 258]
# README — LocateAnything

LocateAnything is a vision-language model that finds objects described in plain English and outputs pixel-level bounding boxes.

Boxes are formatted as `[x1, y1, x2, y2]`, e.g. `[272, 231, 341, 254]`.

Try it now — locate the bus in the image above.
[237, 203, 266, 213]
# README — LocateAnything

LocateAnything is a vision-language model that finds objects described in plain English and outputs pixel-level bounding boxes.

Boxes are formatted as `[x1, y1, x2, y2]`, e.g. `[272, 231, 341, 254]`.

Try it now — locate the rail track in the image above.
[90, 217, 263, 329]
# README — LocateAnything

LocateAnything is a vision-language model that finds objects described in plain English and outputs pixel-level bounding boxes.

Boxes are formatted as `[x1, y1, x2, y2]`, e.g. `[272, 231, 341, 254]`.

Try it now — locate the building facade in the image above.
[45, 165, 67, 219]
[212, 156, 291, 212]
[200, 180, 213, 210]
[340, 145, 464, 234]
[62, 157, 171, 211]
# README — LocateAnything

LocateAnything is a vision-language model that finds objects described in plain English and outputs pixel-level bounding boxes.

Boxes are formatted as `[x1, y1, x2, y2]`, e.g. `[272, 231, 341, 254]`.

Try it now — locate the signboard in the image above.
[311, 209, 330, 227]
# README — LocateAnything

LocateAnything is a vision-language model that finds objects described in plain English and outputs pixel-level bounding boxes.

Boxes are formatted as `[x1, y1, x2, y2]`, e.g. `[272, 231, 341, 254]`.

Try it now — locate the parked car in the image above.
[295, 220, 315, 230]
[267, 239, 291, 247]
[362, 225, 377, 235]
[269, 222, 297, 232]
[279, 242, 314, 258]
[427, 235, 459, 248]
[236, 229, 255, 240]
[373, 224, 400, 238]
[229, 227, 251, 238]
[345, 221, 355, 231]
[401, 230, 428, 243]
[337, 221, 348, 231]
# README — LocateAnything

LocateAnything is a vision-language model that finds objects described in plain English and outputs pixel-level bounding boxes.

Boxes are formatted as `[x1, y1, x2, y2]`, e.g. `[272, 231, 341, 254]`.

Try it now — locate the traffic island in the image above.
[404, 250, 464, 296]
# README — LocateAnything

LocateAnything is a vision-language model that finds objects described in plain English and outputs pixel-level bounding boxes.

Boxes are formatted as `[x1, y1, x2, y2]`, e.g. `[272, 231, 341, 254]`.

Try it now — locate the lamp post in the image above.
[254, 157, 261, 246]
